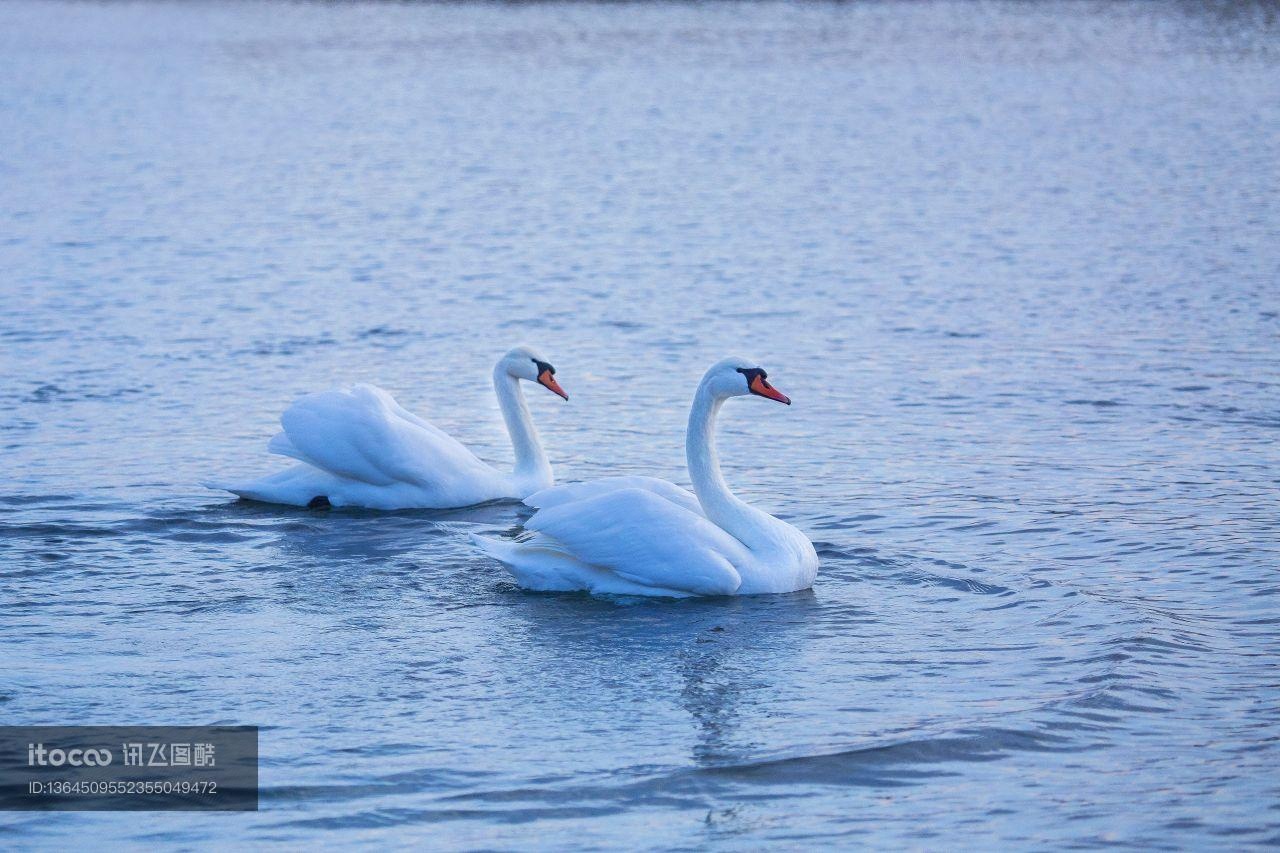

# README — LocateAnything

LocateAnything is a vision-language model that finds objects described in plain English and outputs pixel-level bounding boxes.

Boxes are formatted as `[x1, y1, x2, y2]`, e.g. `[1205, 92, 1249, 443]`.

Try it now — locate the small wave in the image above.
[890, 567, 1013, 597]
[239, 335, 338, 357]
[22, 383, 150, 404]
[355, 325, 410, 339]
[0, 493, 79, 506]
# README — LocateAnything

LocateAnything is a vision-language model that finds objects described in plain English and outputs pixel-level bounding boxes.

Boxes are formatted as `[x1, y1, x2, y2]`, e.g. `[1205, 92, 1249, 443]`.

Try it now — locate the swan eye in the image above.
[532, 359, 555, 375]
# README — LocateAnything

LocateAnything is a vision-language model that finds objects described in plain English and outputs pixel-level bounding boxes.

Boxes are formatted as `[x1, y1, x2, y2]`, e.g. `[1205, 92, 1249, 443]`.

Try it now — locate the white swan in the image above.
[209, 346, 568, 510]
[473, 357, 818, 597]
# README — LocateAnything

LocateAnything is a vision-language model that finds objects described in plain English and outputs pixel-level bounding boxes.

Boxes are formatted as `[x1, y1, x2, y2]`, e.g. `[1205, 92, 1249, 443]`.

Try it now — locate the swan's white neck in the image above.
[686, 383, 777, 552]
[494, 365, 552, 491]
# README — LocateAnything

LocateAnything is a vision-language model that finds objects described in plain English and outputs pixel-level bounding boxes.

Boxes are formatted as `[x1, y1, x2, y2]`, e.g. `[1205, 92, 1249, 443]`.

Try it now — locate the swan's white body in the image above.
[209, 347, 562, 510]
[474, 358, 818, 597]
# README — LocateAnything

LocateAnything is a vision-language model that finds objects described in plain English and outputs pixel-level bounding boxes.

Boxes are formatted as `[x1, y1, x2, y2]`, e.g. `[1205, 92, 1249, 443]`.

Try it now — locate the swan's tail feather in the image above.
[469, 533, 691, 597]
[202, 480, 272, 503]
[200, 465, 339, 507]
[470, 533, 586, 592]
[470, 533, 522, 564]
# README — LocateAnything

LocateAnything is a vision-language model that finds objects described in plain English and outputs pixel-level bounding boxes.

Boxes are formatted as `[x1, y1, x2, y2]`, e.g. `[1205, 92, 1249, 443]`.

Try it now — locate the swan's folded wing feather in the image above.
[267, 430, 303, 462]
[361, 384, 466, 446]
[279, 384, 489, 487]
[525, 476, 704, 516]
[525, 488, 745, 596]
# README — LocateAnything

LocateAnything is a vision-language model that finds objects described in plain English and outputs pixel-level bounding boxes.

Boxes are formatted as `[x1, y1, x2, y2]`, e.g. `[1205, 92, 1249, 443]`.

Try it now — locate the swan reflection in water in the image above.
[506, 588, 820, 769]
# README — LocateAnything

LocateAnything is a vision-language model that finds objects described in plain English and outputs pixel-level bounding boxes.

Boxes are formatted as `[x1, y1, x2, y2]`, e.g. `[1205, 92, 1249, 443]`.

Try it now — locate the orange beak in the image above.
[537, 369, 568, 400]
[749, 373, 791, 405]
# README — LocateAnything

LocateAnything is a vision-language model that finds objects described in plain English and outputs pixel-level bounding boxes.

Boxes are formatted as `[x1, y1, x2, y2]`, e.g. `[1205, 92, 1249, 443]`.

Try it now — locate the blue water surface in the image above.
[2, 1, 1278, 847]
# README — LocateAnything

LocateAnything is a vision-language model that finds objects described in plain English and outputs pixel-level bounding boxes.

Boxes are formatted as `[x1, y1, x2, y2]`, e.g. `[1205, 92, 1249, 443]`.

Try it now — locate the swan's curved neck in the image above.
[686, 384, 771, 550]
[494, 365, 552, 489]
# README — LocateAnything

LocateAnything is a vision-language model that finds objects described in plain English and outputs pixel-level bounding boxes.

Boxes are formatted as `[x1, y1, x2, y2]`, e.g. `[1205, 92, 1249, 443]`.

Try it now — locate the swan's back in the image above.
[525, 475, 704, 515]
[279, 384, 493, 491]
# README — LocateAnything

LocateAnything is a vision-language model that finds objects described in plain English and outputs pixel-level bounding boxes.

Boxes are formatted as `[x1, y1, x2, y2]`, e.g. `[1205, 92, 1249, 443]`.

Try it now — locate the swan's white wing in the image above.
[278, 384, 491, 487]
[267, 430, 303, 462]
[365, 385, 466, 446]
[525, 476, 703, 516]
[525, 488, 746, 596]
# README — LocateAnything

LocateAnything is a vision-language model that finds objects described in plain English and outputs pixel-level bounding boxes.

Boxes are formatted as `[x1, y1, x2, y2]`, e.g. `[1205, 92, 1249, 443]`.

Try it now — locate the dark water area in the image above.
[2, 1, 1278, 847]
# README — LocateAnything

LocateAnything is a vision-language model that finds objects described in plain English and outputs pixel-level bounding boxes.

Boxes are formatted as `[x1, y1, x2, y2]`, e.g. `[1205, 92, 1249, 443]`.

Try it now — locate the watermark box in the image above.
[0, 726, 258, 811]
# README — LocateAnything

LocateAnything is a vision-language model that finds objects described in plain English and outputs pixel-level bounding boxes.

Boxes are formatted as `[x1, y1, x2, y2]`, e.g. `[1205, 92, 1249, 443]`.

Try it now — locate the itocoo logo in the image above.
[27, 743, 113, 767]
